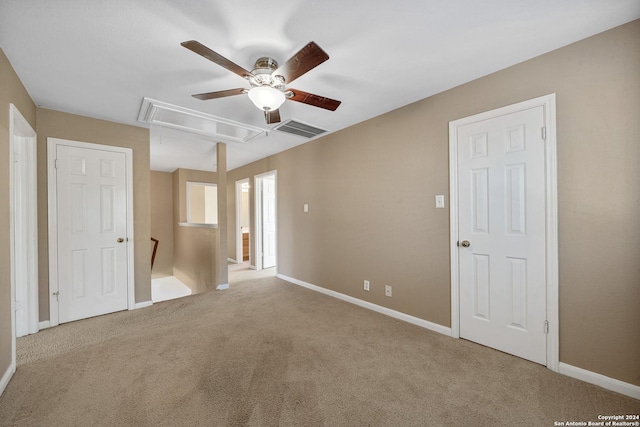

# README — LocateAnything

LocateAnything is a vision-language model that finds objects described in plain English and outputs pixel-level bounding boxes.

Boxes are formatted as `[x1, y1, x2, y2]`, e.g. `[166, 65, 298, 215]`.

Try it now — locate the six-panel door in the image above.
[458, 106, 547, 365]
[56, 145, 128, 323]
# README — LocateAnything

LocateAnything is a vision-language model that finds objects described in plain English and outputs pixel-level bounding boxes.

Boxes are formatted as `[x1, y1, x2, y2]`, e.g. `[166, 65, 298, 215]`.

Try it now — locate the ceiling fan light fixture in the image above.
[182, 40, 340, 123]
[248, 86, 286, 111]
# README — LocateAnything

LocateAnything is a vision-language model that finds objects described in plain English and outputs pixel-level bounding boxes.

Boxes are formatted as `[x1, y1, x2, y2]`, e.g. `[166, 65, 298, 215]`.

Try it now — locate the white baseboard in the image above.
[39, 320, 51, 330]
[0, 362, 16, 397]
[216, 283, 229, 290]
[559, 362, 640, 400]
[277, 274, 452, 337]
[227, 258, 237, 263]
[132, 301, 153, 310]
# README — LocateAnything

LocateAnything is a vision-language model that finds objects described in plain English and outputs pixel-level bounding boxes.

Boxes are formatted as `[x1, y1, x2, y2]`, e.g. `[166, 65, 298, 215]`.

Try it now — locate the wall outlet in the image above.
[364, 280, 370, 291]
[385, 285, 392, 297]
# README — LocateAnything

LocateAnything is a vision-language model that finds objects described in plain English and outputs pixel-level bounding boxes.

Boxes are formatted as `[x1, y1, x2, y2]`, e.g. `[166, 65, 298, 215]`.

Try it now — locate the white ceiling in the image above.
[1, 1, 638, 172]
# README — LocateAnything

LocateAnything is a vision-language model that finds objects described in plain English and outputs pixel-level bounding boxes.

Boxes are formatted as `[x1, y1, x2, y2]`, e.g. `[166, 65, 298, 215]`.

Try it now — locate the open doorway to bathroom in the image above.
[234, 178, 251, 270]
[255, 171, 277, 271]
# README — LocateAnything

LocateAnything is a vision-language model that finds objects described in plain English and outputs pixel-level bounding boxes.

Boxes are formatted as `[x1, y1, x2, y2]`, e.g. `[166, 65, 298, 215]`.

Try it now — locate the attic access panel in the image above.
[138, 98, 264, 143]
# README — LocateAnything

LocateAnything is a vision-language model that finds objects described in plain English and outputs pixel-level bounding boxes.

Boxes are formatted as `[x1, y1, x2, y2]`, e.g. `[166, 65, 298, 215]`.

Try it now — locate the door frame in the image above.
[235, 178, 250, 264]
[254, 171, 277, 271]
[448, 94, 559, 372]
[47, 137, 135, 327]
[9, 104, 38, 356]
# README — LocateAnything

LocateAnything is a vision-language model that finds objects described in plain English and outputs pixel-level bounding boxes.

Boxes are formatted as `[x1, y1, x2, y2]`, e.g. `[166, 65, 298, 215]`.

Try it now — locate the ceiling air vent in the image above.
[273, 119, 327, 138]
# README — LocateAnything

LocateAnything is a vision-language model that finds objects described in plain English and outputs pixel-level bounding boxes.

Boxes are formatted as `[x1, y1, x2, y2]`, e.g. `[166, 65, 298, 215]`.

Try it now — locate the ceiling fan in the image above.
[181, 40, 341, 124]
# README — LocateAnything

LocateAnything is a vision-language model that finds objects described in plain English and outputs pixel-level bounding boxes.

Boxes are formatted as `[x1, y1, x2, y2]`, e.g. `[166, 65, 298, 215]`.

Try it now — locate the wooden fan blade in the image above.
[273, 42, 329, 84]
[181, 40, 252, 79]
[265, 109, 281, 124]
[287, 89, 341, 111]
[192, 88, 246, 100]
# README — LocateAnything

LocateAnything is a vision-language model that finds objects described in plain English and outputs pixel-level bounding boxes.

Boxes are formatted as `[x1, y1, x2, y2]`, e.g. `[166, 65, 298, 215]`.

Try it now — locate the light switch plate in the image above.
[303, 203, 309, 212]
[435, 195, 445, 209]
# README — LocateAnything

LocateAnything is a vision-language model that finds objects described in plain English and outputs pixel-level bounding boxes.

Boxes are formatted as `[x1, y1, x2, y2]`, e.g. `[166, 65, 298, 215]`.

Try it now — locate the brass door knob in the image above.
[117, 238, 125, 243]
[461, 240, 470, 247]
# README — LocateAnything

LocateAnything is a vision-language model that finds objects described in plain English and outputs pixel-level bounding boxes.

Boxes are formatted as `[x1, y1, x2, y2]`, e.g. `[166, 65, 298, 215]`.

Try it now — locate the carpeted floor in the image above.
[1, 268, 638, 426]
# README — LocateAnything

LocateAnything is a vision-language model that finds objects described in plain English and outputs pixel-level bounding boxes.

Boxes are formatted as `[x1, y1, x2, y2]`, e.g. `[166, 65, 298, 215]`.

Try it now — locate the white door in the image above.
[12, 135, 37, 337]
[457, 105, 547, 365]
[261, 176, 276, 269]
[10, 103, 39, 338]
[55, 144, 129, 323]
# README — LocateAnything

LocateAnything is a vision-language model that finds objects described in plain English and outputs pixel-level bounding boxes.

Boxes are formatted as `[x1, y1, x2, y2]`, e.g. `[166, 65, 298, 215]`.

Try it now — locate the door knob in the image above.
[460, 240, 470, 247]
[117, 238, 125, 243]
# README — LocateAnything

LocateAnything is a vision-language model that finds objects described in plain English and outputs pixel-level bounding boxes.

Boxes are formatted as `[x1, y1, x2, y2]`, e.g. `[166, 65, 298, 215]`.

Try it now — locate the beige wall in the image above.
[0, 48, 37, 385]
[188, 184, 206, 223]
[150, 171, 174, 278]
[241, 191, 250, 229]
[172, 168, 219, 293]
[36, 108, 152, 320]
[227, 20, 640, 386]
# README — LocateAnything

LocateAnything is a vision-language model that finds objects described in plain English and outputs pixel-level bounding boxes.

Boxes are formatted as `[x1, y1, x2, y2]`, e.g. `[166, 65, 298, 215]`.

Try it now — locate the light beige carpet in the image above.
[1, 269, 638, 426]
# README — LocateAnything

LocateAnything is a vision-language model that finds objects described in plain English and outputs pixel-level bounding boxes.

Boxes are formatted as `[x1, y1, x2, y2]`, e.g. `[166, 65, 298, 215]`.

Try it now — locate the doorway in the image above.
[10, 104, 39, 347]
[235, 178, 251, 266]
[449, 94, 559, 370]
[47, 138, 135, 326]
[254, 171, 277, 270]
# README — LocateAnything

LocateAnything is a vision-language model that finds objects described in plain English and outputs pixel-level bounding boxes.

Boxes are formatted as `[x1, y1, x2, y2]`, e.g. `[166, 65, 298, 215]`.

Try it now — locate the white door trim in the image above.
[254, 171, 277, 271]
[449, 94, 559, 372]
[9, 104, 38, 373]
[47, 137, 135, 327]
[235, 178, 250, 264]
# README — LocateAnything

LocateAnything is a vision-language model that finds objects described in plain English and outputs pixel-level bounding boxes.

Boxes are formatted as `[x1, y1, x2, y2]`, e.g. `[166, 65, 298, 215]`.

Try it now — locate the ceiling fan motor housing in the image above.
[249, 57, 285, 91]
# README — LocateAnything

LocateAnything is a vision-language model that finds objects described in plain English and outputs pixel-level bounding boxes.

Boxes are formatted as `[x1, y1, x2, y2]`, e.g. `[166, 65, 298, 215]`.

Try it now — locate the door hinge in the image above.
[544, 320, 549, 334]
[541, 127, 547, 140]
[54, 158, 58, 169]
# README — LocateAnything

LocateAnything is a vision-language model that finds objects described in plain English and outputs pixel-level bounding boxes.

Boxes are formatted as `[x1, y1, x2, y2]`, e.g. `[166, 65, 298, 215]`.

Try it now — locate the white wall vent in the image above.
[273, 119, 327, 138]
